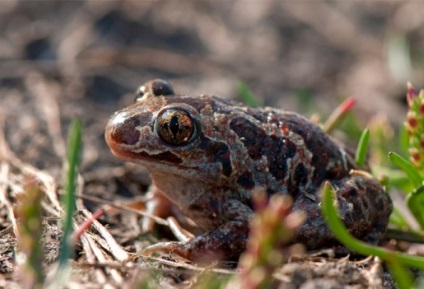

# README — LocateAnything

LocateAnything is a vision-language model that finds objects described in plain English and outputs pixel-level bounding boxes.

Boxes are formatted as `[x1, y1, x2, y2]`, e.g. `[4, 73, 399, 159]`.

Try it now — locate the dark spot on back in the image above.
[283, 113, 355, 183]
[229, 117, 266, 159]
[230, 117, 299, 182]
[266, 188, 275, 197]
[237, 171, 255, 190]
[294, 163, 308, 187]
[188, 203, 202, 212]
[199, 134, 232, 177]
[287, 163, 309, 197]
[266, 135, 297, 180]
[347, 187, 357, 197]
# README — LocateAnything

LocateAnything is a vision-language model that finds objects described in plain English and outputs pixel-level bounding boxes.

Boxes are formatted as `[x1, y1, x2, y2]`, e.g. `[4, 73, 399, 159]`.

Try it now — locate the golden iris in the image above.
[156, 109, 194, 145]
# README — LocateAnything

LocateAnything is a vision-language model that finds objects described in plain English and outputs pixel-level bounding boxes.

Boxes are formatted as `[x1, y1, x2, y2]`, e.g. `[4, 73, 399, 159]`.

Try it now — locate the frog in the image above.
[105, 79, 392, 262]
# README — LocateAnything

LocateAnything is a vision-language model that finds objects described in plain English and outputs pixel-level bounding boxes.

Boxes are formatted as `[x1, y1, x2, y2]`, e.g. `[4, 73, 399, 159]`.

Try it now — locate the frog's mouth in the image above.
[118, 149, 184, 166]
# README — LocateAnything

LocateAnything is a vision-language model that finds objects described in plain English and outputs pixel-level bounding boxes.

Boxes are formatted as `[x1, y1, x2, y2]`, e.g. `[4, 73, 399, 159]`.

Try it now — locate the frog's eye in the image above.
[156, 108, 195, 146]
[134, 79, 175, 102]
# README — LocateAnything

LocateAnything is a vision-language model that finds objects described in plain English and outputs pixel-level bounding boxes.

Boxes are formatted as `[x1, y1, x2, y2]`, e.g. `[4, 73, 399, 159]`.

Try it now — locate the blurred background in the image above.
[1, 0, 423, 170]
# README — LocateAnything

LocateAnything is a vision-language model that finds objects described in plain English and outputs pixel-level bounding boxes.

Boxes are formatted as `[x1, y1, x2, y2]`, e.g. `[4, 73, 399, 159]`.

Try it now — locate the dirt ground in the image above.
[1, 1, 423, 288]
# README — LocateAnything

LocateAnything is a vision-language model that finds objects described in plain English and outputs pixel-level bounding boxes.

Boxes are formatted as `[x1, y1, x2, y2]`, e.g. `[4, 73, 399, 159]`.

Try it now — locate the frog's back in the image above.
[206, 98, 356, 199]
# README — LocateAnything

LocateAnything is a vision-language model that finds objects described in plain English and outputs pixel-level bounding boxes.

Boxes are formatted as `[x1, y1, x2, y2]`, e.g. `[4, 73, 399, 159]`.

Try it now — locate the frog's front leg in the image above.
[293, 174, 392, 250]
[141, 184, 195, 235]
[143, 199, 253, 262]
[141, 184, 176, 232]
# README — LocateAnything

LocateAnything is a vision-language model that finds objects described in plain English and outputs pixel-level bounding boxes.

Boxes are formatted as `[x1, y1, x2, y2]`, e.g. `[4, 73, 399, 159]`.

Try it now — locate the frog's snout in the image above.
[105, 111, 142, 149]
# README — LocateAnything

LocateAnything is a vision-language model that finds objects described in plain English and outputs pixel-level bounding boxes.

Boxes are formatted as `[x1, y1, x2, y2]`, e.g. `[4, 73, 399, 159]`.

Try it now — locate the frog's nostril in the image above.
[106, 113, 141, 146]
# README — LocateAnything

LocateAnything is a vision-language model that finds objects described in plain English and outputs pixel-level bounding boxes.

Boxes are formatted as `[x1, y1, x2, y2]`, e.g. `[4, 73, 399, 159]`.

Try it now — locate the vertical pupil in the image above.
[169, 115, 180, 136]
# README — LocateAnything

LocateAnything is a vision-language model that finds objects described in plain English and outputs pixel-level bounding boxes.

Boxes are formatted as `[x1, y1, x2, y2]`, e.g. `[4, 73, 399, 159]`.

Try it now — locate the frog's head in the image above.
[105, 79, 244, 183]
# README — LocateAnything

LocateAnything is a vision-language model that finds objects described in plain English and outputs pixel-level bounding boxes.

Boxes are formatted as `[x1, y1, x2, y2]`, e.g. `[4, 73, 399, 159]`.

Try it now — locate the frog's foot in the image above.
[293, 174, 392, 250]
[331, 174, 392, 245]
[143, 199, 252, 262]
[142, 225, 248, 262]
[141, 240, 221, 263]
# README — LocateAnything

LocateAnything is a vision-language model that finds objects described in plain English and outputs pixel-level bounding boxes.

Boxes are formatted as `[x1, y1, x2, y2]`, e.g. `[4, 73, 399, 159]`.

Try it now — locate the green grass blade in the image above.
[236, 82, 261, 107]
[17, 179, 45, 289]
[406, 184, 424, 230]
[389, 207, 412, 231]
[398, 126, 410, 159]
[320, 183, 424, 270]
[323, 97, 356, 134]
[355, 128, 370, 168]
[386, 255, 414, 289]
[388, 152, 422, 188]
[59, 118, 83, 267]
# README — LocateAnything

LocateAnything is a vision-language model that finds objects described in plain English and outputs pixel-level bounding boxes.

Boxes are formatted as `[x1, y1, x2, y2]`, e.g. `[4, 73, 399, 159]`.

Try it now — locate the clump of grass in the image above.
[405, 83, 424, 170]
[384, 84, 424, 235]
[399, 84, 424, 233]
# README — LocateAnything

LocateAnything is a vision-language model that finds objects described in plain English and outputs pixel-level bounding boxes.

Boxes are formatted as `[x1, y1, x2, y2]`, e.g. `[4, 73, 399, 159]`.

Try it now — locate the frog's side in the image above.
[105, 79, 392, 261]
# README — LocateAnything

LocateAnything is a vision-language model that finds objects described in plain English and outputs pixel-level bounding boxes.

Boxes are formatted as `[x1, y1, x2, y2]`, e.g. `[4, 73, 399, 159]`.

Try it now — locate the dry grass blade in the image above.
[16, 177, 45, 289]
[84, 233, 124, 284]
[76, 192, 169, 226]
[79, 206, 129, 262]
[0, 162, 18, 237]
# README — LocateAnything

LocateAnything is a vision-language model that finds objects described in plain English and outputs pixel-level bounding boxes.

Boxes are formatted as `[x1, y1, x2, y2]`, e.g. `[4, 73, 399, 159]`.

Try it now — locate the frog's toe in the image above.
[142, 241, 181, 256]
[142, 241, 196, 262]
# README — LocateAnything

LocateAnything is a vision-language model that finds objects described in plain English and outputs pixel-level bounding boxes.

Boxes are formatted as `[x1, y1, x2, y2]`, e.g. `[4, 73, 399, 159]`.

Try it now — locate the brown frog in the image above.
[105, 79, 392, 261]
